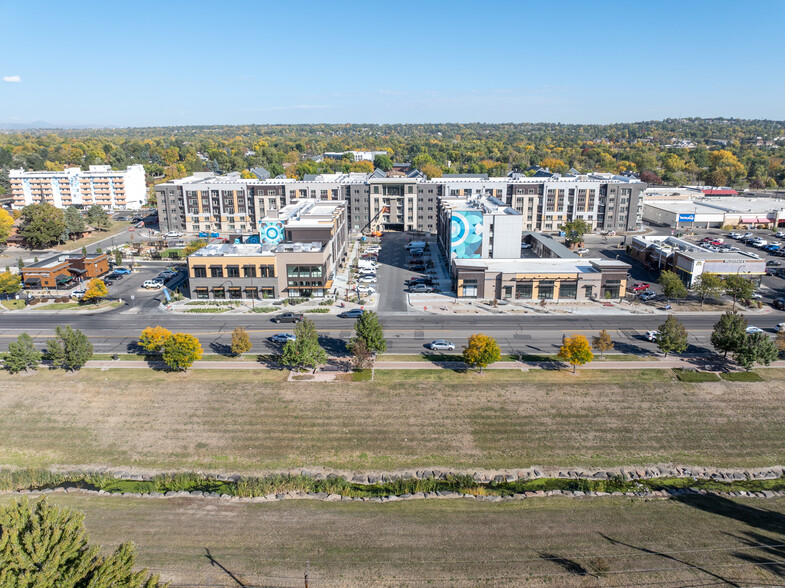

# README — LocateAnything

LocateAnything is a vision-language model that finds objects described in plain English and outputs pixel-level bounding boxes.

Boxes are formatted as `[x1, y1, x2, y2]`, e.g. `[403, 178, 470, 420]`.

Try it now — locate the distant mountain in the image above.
[0, 121, 110, 130]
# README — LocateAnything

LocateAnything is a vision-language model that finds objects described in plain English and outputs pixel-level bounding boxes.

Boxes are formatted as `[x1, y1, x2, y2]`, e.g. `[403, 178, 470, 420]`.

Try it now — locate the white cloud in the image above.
[2, 76, 21, 83]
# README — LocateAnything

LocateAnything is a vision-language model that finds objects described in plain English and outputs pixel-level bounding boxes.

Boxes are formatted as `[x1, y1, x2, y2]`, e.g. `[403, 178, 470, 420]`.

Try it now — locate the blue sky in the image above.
[0, 0, 783, 127]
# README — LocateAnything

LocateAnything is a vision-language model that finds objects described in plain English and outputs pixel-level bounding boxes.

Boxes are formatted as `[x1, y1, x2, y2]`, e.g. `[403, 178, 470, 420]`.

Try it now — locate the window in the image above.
[226, 265, 240, 278]
[195, 288, 209, 299]
[502, 285, 513, 300]
[243, 265, 257, 278]
[259, 265, 275, 277]
[287, 265, 323, 278]
[461, 279, 478, 298]
[228, 287, 242, 300]
[210, 266, 223, 278]
[212, 287, 225, 298]
[603, 279, 621, 299]
[584, 284, 595, 299]
[560, 281, 578, 300]
[260, 287, 275, 299]
[538, 280, 554, 300]
[244, 286, 258, 298]
[515, 282, 533, 299]
[193, 266, 207, 278]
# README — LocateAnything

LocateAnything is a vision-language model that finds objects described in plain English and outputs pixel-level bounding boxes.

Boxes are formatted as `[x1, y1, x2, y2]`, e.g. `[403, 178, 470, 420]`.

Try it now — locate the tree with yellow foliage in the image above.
[162, 333, 203, 371]
[558, 334, 594, 373]
[462, 333, 501, 373]
[0, 209, 14, 244]
[81, 278, 108, 304]
[138, 326, 172, 354]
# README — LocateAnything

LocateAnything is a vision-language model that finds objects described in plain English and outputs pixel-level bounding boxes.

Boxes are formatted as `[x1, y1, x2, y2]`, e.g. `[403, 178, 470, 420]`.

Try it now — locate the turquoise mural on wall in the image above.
[450, 211, 483, 258]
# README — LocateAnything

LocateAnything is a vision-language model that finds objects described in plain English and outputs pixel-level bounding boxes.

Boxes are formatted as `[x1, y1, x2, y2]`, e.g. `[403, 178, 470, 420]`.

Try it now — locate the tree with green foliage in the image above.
[114, 248, 123, 266]
[692, 272, 723, 307]
[591, 329, 614, 358]
[0, 497, 166, 587]
[161, 333, 203, 371]
[656, 315, 689, 357]
[0, 268, 22, 296]
[658, 270, 688, 301]
[0, 208, 13, 244]
[462, 333, 501, 373]
[723, 274, 755, 310]
[19, 203, 67, 248]
[86, 204, 110, 231]
[230, 326, 252, 356]
[46, 325, 93, 371]
[710, 311, 747, 357]
[4, 333, 41, 373]
[64, 206, 87, 240]
[559, 219, 591, 246]
[373, 154, 393, 171]
[138, 326, 172, 354]
[558, 334, 594, 373]
[733, 332, 779, 371]
[280, 318, 327, 371]
[351, 310, 386, 354]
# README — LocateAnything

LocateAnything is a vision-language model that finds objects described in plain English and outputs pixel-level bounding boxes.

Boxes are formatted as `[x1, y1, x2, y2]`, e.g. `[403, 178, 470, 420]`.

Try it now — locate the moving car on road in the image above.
[272, 312, 303, 324]
[745, 326, 764, 334]
[772, 298, 785, 310]
[645, 330, 658, 342]
[338, 308, 364, 319]
[269, 333, 296, 344]
[427, 340, 455, 351]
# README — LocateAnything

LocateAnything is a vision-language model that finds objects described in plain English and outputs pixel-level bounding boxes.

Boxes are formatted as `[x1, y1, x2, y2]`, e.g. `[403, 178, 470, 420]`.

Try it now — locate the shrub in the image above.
[673, 368, 720, 382]
[161, 333, 203, 371]
[230, 326, 252, 356]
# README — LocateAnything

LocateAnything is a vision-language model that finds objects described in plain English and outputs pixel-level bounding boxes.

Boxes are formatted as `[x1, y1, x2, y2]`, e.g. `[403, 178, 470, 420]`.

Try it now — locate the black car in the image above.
[105, 272, 124, 281]
[773, 298, 785, 311]
[271, 312, 303, 324]
[407, 276, 435, 286]
[767, 260, 782, 266]
[338, 308, 364, 319]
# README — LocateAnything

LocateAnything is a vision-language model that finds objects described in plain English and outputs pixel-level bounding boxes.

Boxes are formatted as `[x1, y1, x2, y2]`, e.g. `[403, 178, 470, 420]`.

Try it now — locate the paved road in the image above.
[1, 306, 783, 355]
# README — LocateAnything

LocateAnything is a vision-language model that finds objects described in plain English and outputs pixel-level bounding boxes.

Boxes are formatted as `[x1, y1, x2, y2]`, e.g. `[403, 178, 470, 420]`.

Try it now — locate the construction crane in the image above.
[361, 205, 389, 237]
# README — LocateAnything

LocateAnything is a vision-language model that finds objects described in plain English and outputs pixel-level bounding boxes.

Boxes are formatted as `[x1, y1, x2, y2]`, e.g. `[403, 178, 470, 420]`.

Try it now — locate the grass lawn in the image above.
[720, 371, 764, 382]
[52, 221, 132, 252]
[1, 299, 25, 310]
[29, 300, 122, 311]
[673, 368, 721, 382]
[8, 493, 785, 587]
[1, 367, 784, 472]
[377, 353, 656, 363]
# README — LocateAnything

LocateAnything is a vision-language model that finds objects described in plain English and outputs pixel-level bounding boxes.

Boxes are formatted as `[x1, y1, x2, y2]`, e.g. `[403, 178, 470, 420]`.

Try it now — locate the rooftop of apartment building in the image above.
[440, 195, 520, 215]
[189, 241, 324, 258]
[262, 199, 345, 227]
[10, 165, 142, 177]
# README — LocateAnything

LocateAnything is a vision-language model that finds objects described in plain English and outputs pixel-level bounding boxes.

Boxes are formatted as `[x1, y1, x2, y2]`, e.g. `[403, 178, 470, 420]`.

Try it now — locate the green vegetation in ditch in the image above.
[2, 468, 784, 499]
[184, 308, 231, 313]
[720, 371, 764, 382]
[673, 369, 721, 383]
[249, 306, 277, 313]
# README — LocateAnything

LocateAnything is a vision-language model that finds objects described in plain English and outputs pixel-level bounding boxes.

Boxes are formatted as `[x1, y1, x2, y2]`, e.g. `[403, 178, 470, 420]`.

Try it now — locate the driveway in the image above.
[377, 232, 410, 312]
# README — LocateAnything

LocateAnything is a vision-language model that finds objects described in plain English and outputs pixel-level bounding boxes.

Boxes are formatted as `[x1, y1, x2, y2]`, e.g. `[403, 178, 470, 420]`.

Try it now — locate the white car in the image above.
[645, 330, 658, 342]
[745, 326, 764, 334]
[775, 231, 785, 238]
[357, 285, 376, 294]
[70, 289, 86, 300]
[776, 323, 785, 333]
[576, 248, 590, 255]
[428, 340, 456, 351]
[165, 231, 184, 238]
[750, 292, 763, 300]
[142, 280, 164, 289]
[358, 275, 377, 283]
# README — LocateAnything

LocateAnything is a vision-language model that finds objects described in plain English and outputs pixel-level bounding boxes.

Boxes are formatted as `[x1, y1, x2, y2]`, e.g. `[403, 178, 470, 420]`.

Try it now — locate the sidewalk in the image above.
[79, 357, 785, 371]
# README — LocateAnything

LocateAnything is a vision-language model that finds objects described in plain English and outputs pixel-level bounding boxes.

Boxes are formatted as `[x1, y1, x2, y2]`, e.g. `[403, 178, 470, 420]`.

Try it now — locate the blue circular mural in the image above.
[261, 221, 284, 244]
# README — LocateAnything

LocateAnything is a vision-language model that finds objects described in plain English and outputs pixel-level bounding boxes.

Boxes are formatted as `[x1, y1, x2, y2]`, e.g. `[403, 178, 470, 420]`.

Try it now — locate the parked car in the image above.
[746, 326, 764, 334]
[409, 283, 433, 293]
[407, 276, 436, 286]
[357, 285, 376, 294]
[158, 270, 178, 279]
[269, 333, 296, 344]
[338, 308, 364, 319]
[750, 292, 763, 300]
[728, 232, 741, 239]
[576, 248, 590, 255]
[142, 280, 164, 289]
[103, 278, 115, 286]
[773, 298, 785, 310]
[645, 330, 658, 342]
[776, 322, 785, 333]
[767, 260, 782, 266]
[409, 265, 426, 272]
[775, 231, 785, 238]
[632, 283, 650, 292]
[358, 275, 377, 283]
[105, 272, 124, 281]
[272, 312, 303, 324]
[428, 340, 456, 351]
[113, 267, 132, 274]
[638, 291, 657, 301]
[70, 289, 86, 300]
[165, 231, 184, 238]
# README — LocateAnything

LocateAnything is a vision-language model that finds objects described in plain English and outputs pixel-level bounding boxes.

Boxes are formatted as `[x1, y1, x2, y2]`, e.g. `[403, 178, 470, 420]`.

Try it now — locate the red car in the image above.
[632, 283, 650, 292]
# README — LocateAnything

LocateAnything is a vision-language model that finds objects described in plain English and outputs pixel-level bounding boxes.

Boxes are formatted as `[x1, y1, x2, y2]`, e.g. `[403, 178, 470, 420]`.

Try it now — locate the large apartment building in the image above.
[156, 170, 645, 238]
[10, 165, 147, 210]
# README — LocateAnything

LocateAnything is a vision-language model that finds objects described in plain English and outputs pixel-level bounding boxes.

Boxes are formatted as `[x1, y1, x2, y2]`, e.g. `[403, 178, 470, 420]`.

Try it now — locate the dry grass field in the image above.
[1, 367, 785, 472]
[5, 493, 785, 587]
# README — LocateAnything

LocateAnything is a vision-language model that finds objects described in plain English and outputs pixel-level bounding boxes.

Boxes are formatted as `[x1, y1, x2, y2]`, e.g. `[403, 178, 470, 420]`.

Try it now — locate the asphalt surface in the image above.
[376, 233, 408, 313]
[1, 306, 783, 356]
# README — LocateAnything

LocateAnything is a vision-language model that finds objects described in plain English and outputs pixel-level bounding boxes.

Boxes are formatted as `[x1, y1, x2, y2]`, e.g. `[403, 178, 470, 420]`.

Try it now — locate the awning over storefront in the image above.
[69, 268, 88, 275]
[56, 275, 72, 284]
[24, 278, 41, 287]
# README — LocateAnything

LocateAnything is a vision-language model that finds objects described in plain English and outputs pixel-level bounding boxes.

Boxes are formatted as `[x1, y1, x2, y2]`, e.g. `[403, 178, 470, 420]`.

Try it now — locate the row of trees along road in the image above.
[3, 326, 93, 373]
[658, 270, 755, 310]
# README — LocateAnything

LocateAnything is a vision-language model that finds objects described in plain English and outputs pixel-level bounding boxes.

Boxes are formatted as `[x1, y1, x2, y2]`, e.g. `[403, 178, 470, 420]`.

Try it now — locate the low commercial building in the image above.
[186, 199, 347, 300]
[452, 258, 629, 301]
[10, 165, 146, 210]
[628, 235, 766, 286]
[643, 197, 785, 229]
[21, 252, 109, 290]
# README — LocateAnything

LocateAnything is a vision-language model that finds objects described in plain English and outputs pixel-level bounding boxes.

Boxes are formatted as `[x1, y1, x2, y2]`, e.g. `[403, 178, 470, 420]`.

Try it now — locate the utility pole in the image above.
[304, 561, 309, 588]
